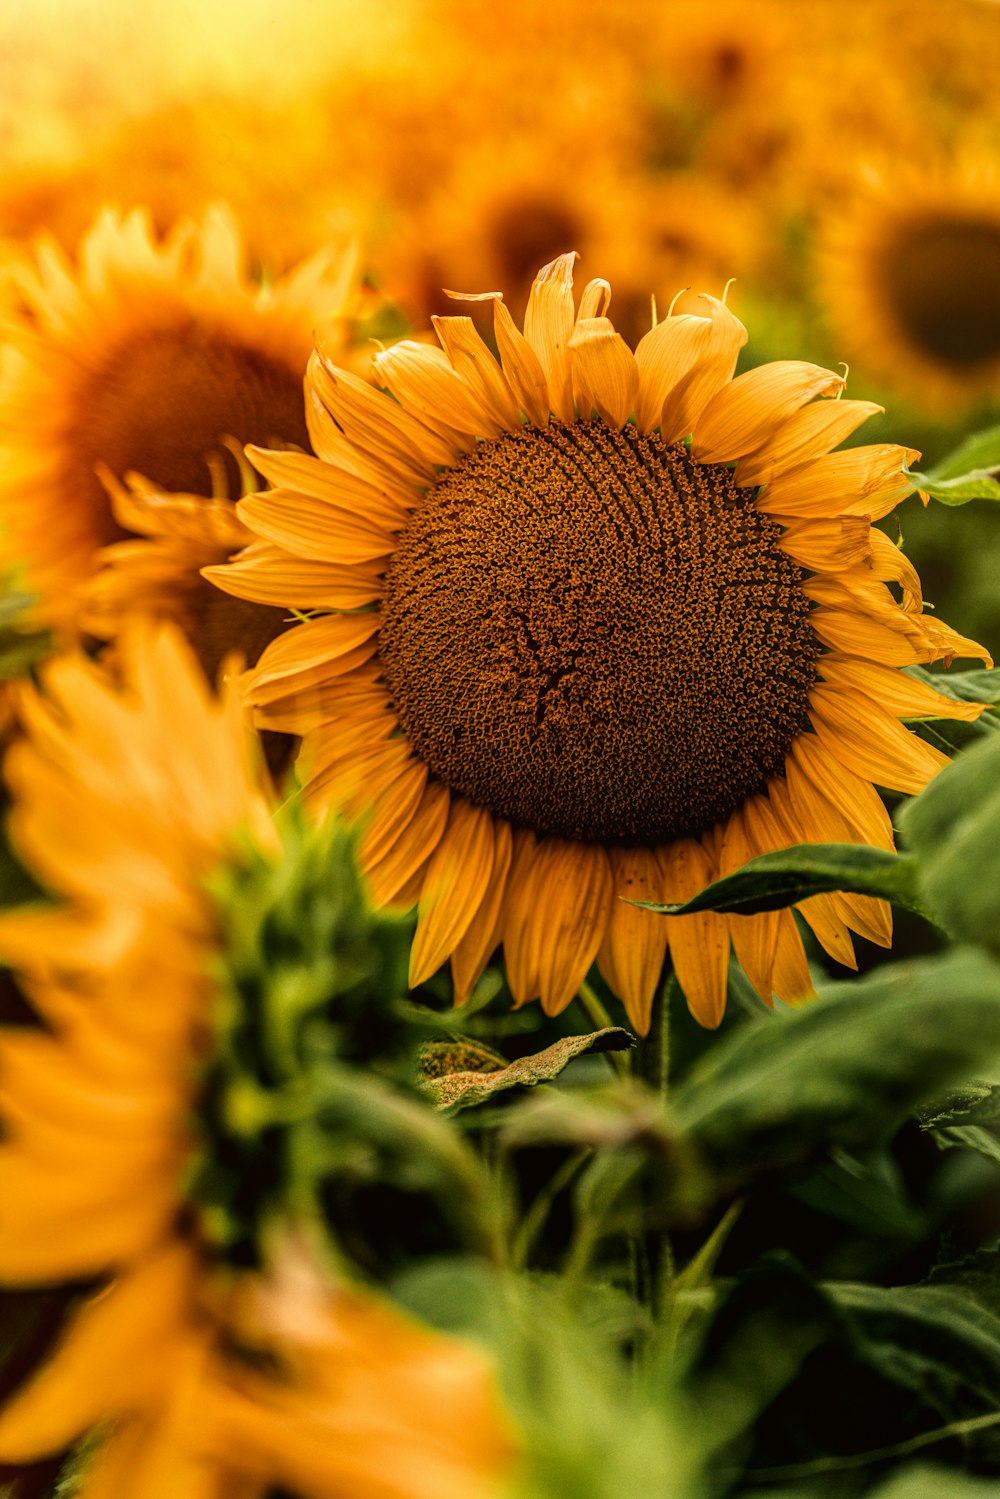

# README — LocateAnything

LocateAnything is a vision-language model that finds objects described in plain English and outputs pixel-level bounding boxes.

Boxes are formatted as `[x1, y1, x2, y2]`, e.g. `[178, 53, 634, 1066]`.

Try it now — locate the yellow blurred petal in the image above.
[0, 1247, 192, 1462]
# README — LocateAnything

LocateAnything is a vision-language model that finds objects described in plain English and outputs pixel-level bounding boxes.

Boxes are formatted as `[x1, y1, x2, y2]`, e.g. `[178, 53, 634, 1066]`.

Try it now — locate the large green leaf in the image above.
[920, 1084, 1000, 1166]
[669, 949, 1000, 1183]
[923, 422, 1000, 482]
[908, 469, 1000, 505]
[636, 843, 925, 918]
[897, 734, 1000, 949]
[685, 1255, 1000, 1495]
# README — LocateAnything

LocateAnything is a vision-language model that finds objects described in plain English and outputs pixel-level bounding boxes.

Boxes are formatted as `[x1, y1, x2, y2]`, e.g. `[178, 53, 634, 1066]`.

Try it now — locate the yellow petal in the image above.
[770, 911, 817, 1005]
[660, 838, 730, 1029]
[532, 840, 613, 1016]
[451, 819, 513, 1004]
[243, 614, 379, 707]
[409, 802, 497, 987]
[362, 780, 451, 908]
[753, 444, 918, 521]
[808, 683, 950, 794]
[818, 655, 984, 722]
[789, 733, 894, 849]
[309, 354, 453, 474]
[499, 829, 543, 1005]
[862, 529, 921, 612]
[735, 399, 884, 487]
[658, 294, 748, 444]
[246, 445, 415, 528]
[432, 316, 522, 430]
[522, 253, 577, 424]
[203, 543, 383, 611]
[596, 847, 670, 1036]
[373, 340, 500, 441]
[568, 317, 639, 429]
[777, 516, 873, 572]
[692, 361, 845, 464]
[809, 607, 928, 667]
[491, 296, 550, 425]
[237, 491, 394, 566]
[719, 804, 777, 1005]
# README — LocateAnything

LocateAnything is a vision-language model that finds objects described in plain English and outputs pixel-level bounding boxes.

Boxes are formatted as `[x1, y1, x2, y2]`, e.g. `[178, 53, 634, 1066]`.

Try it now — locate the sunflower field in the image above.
[6, 2, 1000, 1495]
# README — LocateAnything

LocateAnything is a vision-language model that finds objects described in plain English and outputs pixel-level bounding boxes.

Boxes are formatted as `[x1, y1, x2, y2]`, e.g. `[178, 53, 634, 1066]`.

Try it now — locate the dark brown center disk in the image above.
[380, 422, 819, 845]
[885, 216, 1000, 369]
[76, 325, 311, 543]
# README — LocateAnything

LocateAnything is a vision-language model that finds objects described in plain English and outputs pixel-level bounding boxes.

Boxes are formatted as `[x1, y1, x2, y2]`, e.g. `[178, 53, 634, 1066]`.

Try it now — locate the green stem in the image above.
[510, 1146, 592, 1271]
[638, 975, 675, 1318]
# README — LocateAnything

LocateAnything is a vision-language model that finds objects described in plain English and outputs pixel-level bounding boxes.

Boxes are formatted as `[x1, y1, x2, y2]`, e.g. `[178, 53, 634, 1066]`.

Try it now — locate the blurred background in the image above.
[3, 0, 1000, 643]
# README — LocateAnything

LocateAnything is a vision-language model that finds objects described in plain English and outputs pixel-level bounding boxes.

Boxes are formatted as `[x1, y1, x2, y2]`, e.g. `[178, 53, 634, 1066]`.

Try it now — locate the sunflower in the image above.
[817, 156, 1000, 410]
[0, 204, 358, 667]
[0, 624, 514, 1498]
[206, 254, 988, 1032]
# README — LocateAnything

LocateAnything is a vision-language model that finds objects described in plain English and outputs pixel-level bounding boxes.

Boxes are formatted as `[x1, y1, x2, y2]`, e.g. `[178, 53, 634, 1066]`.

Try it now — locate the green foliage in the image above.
[670, 950, 1000, 1188]
[638, 844, 925, 918]
[189, 806, 499, 1276]
[897, 732, 1000, 948]
[909, 425, 1000, 505]
[393, 1259, 697, 1499]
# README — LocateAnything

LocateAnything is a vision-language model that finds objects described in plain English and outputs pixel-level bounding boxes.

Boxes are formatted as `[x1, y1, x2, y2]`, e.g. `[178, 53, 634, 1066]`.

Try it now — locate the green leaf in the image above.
[909, 468, 1000, 505]
[686, 1256, 1000, 1490]
[905, 664, 1000, 709]
[423, 1028, 634, 1113]
[920, 1084, 1000, 1166]
[926, 421, 1000, 481]
[898, 733, 1000, 948]
[669, 948, 1000, 1184]
[635, 843, 926, 918]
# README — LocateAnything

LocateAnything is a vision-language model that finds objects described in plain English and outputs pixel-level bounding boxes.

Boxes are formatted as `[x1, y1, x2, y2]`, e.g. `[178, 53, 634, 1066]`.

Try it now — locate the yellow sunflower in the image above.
[0, 624, 514, 1498]
[206, 254, 988, 1032]
[818, 156, 1000, 410]
[0, 204, 358, 665]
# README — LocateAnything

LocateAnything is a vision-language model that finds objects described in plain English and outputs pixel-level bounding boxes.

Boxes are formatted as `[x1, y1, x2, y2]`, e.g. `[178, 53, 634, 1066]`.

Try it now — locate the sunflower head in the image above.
[0, 622, 515, 1494]
[206, 253, 988, 1033]
[0, 204, 358, 675]
[819, 157, 1000, 410]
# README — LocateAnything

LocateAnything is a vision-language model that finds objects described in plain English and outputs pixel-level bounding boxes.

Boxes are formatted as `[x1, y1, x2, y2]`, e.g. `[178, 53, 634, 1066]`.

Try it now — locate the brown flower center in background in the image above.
[885, 216, 1000, 368]
[75, 325, 311, 538]
[380, 423, 818, 844]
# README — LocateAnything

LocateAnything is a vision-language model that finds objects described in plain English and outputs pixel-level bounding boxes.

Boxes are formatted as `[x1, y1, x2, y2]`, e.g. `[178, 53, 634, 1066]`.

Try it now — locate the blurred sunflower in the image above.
[207, 255, 987, 1032]
[0, 625, 513, 1498]
[0, 204, 358, 672]
[818, 157, 1000, 410]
